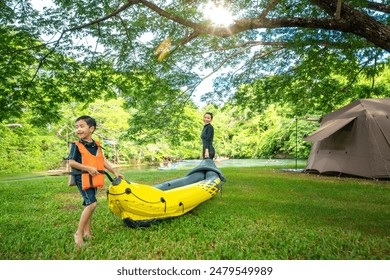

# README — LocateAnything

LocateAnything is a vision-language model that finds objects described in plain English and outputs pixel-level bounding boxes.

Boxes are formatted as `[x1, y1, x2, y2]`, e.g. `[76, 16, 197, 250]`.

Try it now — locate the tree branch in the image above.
[179, 31, 201, 46]
[335, 0, 342, 19]
[138, 0, 202, 30]
[310, 0, 390, 51]
[136, 0, 389, 52]
[259, 0, 281, 19]
[65, 0, 141, 32]
[114, 14, 132, 42]
[57, 0, 390, 52]
[24, 1, 141, 92]
[251, 47, 284, 61]
[366, 2, 390, 14]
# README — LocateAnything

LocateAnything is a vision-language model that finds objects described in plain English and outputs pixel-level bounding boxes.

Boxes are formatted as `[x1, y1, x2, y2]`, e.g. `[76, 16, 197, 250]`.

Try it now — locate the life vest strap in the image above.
[67, 170, 114, 182]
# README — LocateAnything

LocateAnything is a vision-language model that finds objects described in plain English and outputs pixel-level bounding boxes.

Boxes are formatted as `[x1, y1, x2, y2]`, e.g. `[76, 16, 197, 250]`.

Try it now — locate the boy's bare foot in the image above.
[74, 232, 84, 246]
[83, 234, 95, 240]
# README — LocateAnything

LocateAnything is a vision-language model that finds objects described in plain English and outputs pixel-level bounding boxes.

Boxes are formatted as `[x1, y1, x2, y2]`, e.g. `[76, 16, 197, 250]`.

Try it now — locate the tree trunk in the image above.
[311, 0, 390, 51]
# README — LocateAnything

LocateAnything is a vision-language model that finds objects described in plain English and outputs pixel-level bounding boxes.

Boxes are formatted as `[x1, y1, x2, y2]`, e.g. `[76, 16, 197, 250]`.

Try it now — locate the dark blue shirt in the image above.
[201, 124, 215, 159]
[67, 139, 99, 187]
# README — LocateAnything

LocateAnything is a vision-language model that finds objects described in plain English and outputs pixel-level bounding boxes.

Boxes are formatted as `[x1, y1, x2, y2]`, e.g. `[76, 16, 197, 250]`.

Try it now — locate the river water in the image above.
[132, 158, 308, 171]
[0, 159, 307, 182]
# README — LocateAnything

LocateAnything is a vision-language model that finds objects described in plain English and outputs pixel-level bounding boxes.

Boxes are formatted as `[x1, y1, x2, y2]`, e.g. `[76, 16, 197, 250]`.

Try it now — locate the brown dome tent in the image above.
[304, 98, 390, 179]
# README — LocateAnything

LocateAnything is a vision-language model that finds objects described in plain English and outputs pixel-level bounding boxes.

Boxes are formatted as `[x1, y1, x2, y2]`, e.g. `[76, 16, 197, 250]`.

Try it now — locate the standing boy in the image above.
[67, 115, 124, 246]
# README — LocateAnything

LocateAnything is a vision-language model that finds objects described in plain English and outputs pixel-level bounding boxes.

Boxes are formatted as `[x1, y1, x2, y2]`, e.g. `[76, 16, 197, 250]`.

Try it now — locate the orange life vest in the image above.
[75, 140, 105, 190]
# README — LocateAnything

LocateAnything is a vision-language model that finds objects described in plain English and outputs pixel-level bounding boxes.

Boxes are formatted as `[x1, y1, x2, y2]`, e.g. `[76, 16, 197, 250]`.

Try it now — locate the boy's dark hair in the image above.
[76, 116, 97, 131]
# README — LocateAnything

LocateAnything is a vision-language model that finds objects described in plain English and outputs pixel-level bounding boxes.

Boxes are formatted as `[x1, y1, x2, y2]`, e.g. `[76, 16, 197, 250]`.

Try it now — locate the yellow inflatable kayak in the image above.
[107, 159, 226, 227]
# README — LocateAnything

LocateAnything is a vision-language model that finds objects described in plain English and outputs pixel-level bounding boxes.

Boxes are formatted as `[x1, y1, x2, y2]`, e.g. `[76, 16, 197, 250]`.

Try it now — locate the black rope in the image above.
[107, 191, 129, 196]
[130, 192, 163, 204]
[107, 187, 164, 205]
[103, 171, 113, 182]
[89, 174, 94, 189]
[161, 197, 166, 212]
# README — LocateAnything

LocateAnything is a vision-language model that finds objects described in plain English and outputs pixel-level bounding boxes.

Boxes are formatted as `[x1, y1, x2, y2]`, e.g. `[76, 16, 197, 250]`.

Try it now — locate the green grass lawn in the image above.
[0, 166, 389, 260]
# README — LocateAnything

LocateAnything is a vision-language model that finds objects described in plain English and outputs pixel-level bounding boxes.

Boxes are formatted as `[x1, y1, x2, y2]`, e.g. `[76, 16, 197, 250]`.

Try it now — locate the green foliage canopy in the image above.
[1, 0, 389, 126]
[1, 1, 389, 173]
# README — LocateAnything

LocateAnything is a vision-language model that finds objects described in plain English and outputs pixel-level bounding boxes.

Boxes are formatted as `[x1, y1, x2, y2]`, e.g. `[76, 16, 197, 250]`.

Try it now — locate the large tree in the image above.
[1, 0, 389, 124]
